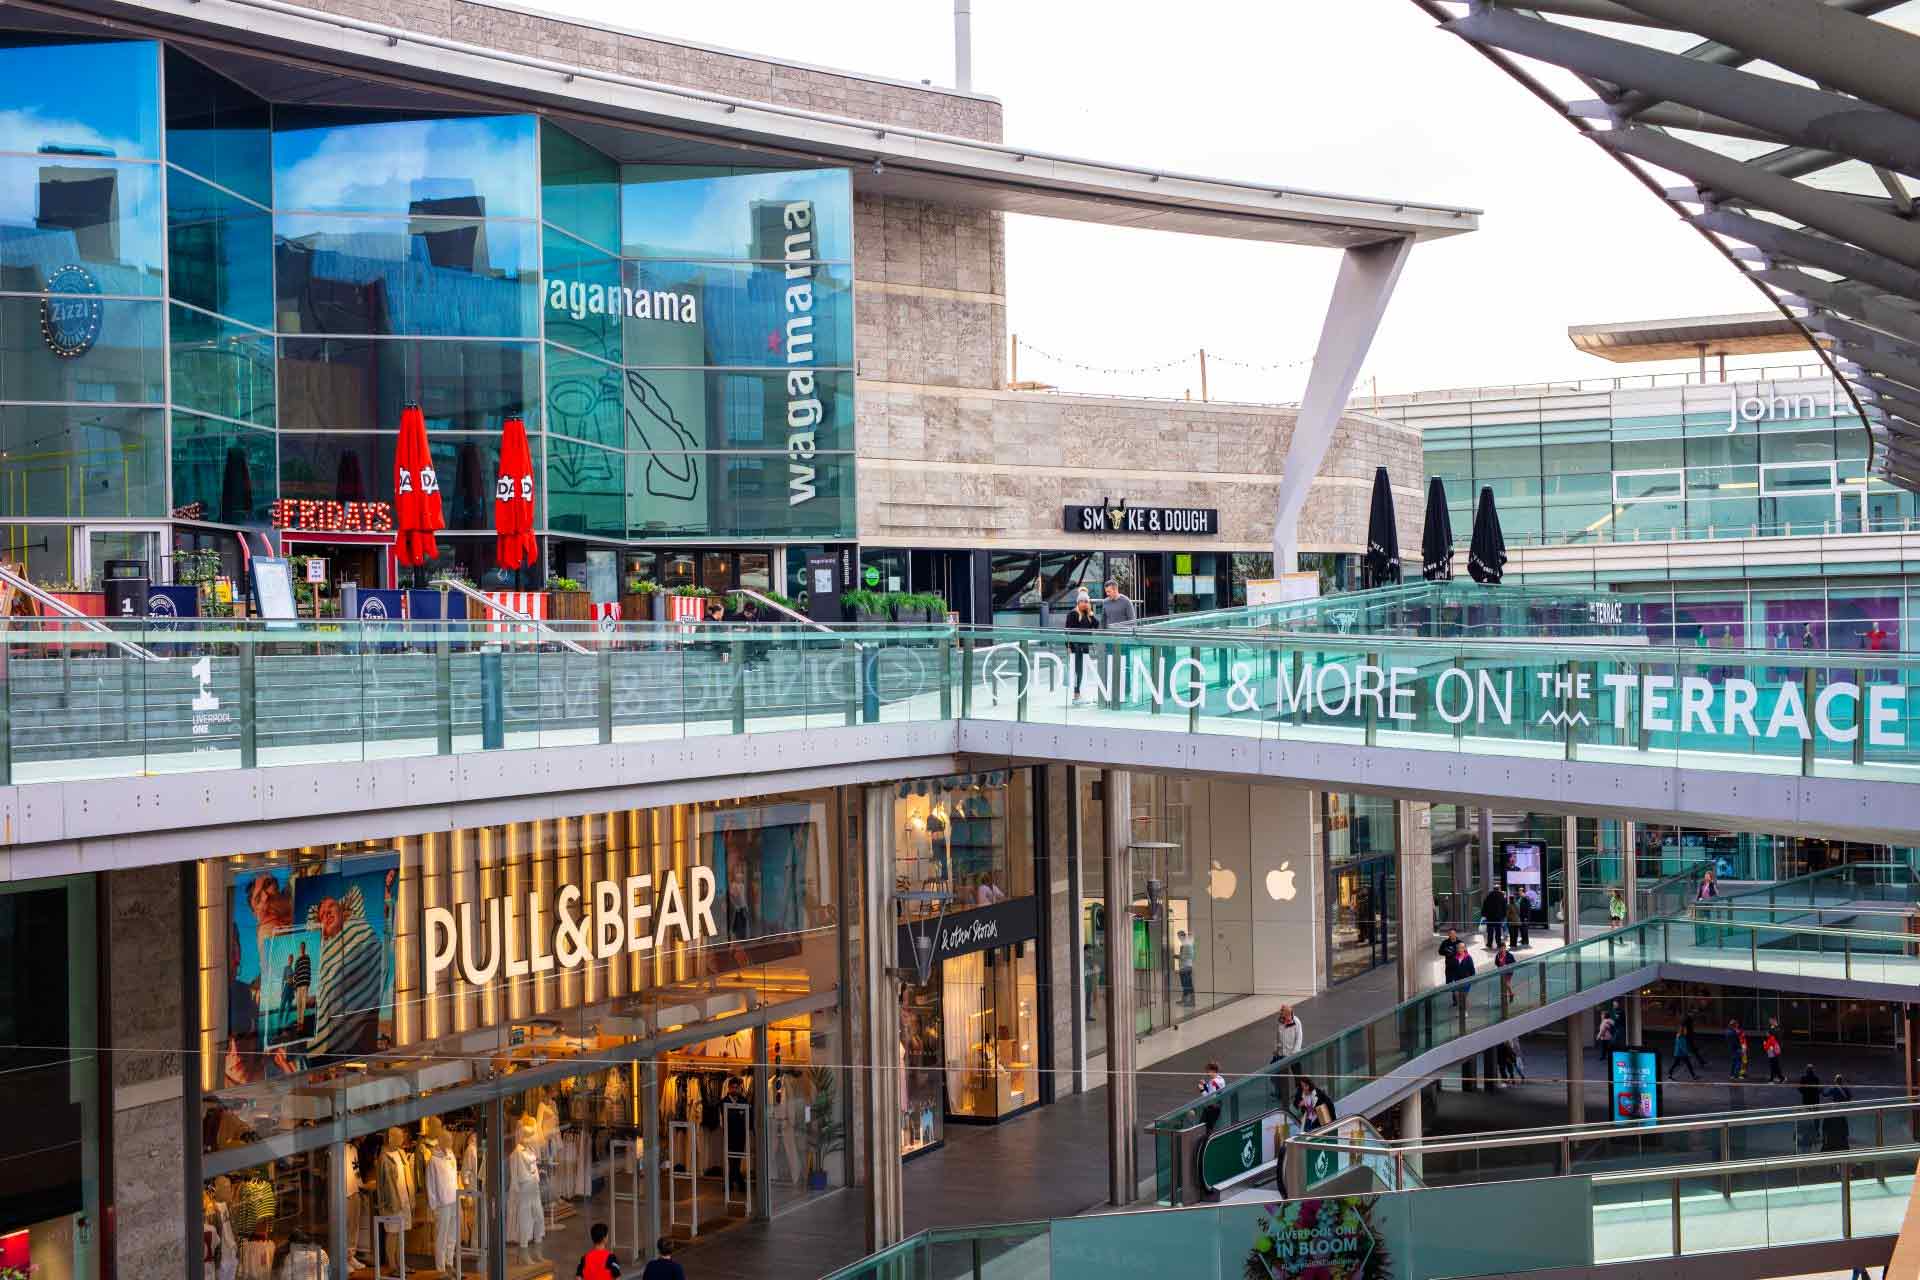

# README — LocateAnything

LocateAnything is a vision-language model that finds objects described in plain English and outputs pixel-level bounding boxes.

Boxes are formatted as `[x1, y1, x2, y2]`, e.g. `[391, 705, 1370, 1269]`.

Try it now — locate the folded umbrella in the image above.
[1362, 466, 1401, 589]
[1421, 475, 1454, 581]
[1468, 485, 1508, 585]
[394, 404, 444, 567]
[493, 416, 537, 571]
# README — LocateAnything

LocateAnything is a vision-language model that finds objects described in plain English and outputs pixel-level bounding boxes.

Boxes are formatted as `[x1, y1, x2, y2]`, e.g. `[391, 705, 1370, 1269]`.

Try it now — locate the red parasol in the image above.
[393, 404, 444, 567]
[493, 416, 537, 571]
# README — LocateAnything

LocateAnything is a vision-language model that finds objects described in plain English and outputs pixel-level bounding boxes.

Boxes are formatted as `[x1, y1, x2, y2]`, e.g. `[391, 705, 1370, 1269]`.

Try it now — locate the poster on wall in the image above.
[225, 853, 398, 1083]
[703, 800, 827, 969]
[1234, 1196, 1392, 1278]
[1610, 1048, 1659, 1126]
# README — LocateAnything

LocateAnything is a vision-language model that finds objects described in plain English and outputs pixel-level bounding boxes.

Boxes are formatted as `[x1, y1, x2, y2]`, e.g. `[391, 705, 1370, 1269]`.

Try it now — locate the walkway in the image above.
[673, 964, 1412, 1280]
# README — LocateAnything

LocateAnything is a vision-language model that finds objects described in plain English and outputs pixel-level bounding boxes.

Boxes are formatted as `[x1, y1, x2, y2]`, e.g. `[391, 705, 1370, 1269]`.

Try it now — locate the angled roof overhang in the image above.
[1411, 0, 1920, 487]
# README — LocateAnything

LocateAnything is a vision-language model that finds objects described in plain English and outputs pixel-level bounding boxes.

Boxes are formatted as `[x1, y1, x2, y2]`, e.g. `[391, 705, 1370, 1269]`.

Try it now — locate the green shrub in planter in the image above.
[840, 588, 890, 622]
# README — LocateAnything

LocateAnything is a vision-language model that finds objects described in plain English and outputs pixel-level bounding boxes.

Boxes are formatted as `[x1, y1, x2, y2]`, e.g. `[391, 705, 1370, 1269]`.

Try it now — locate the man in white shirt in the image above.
[1274, 1005, 1305, 1059]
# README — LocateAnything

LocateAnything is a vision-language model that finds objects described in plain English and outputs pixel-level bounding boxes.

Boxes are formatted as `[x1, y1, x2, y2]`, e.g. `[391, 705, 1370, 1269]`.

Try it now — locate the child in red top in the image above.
[578, 1224, 621, 1280]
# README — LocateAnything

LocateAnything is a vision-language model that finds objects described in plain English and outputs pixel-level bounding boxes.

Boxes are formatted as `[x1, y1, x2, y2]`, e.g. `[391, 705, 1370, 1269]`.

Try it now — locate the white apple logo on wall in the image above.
[1265, 861, 1299, 903]
[1206, 860, 1237, 900]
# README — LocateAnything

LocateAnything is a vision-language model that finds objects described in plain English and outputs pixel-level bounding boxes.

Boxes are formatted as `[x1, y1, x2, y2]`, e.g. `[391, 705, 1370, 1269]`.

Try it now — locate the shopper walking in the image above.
[640, 1237, 685, 1280]
[1821, 1074, 1855, 1152]
[1274, 1005, 1306, 1060]
[1492, 942, 1516, 1008]
[1496, 1040, 1519, 1084]
[1510, 893, 1531, 949]
[1725, 1018, 1749, 1080]
[1437, 928, 1462, 962]
[1607, 887, 1628, 928]
[1100, 579, 1135, 626]
[1797, 1065, 1823, 1151]
[577, 1224, 622, 1280]
[1668, 1026, 1699, 1081]
[1480, 885, 1509, 950]
[1762, 1021, 1785, 1084]
[1445, 942, 1475, 1014]
[1594, 1009, 1618, 1067]
[1175, 930, 1196, 1007]
[1064, 589, 1100, 704]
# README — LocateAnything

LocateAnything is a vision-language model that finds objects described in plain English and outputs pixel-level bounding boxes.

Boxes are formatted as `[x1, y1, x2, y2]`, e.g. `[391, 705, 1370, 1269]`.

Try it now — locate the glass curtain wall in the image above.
[0, 38, 169, 583]
[541, 126, 856, 551]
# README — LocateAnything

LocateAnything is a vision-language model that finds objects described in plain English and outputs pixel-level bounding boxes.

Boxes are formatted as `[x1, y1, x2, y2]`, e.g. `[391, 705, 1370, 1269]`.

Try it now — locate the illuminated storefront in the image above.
[194, 791, 846, 1278]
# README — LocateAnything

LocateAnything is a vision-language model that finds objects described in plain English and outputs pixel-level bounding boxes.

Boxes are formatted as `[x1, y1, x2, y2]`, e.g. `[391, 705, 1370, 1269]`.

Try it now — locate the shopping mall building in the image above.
[0, 1, 1431, 620]
[0, 3, 1478, 1280]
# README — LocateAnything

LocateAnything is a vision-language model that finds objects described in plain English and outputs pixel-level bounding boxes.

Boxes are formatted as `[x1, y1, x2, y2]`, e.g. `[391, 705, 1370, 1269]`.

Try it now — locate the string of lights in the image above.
[1012, 336, 1325, 380]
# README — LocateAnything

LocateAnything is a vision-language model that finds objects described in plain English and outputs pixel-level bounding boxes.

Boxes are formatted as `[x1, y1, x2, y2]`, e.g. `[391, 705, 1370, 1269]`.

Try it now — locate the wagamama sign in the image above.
[424, 868, 717, 994]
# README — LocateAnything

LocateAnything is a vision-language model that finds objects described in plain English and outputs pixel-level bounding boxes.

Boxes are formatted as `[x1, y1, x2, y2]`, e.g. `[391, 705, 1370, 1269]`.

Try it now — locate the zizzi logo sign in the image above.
[1730, 384, 1835, 428]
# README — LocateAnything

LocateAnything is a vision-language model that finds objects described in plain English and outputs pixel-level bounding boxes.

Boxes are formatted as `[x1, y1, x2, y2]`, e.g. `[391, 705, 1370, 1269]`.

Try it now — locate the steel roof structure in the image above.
[1410, 0, 1920, 489]
[1567, 310, 1812, 361]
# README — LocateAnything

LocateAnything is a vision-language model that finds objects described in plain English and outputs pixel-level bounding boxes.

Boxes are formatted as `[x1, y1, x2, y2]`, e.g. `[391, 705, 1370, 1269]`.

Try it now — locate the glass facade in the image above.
[0, 34, 854, 589]
[1412, 377, 1908, 548]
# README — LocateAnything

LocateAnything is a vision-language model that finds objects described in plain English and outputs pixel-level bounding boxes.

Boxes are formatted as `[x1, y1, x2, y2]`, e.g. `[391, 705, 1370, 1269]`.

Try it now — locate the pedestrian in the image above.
[1063, 589, 1101, 703]
[640, 1237, 685, 1280]
[1608, 887, 1627, 928]
[1495, 1039, 1517, 1083]
[1481, 884, 1509, 950]
[1274, 1005, 1305, 1060]
[1696, 868, 1718, 903]
[1082, 943, 1099, 1024]
[1724, 1018, 1748, 1080]
[1294, 1077, 1333, 1131]
[1437, 928, 1461, 962]
[1198, 1060, 1227, 1132]
[1679, 1012, 1707, 1073]
[578, 1223, 621, 1280]
[1100, 579, 1135, 626]
[1595, 1010, 1617, 1065]
[1668, 1026, 1699, 1081]
[1797, 1065, 1823, 1151]
[1445, 942, 1475, 1013]
[1821, 1074, 1854, 1152]
[1175, 930, 1196, 1007]
[1510, 892, 1531, 948]
[1762, 1022, 1785, 1084]
[722, 1076, 752, 1193]
[1492, 942, 1516, 1007]
[1798, 1065, 1823, 1107]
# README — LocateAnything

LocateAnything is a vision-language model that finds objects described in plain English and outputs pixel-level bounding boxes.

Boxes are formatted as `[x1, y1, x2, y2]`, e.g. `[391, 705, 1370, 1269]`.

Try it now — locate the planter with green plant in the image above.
[547, 575, 591, 621]
[806, 1064, 845, 1191]
[840, 588, 889, 623]
[889, 591, 948, 623]
[622, 577, 661, 622]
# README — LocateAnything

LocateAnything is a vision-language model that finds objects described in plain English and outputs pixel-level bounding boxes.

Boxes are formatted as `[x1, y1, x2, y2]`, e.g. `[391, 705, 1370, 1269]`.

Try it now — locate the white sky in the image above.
[539, 0, 1794, 402]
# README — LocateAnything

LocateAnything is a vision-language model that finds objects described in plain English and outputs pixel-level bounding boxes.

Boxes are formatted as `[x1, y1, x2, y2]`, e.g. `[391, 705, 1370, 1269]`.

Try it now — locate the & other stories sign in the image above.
[1065, 498, 1217, 536]
[896, 895, 1038, 968]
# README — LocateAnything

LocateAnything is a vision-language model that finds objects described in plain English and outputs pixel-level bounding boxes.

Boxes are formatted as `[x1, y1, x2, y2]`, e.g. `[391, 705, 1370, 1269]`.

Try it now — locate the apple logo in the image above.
[1266, 861, 1299, 903]
[1206, 860, 1238, 900]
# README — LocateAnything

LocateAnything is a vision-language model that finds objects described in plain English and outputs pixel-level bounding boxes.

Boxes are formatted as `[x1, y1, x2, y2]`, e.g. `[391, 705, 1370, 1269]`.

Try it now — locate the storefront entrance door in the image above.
[1329, 858, 1397, 985]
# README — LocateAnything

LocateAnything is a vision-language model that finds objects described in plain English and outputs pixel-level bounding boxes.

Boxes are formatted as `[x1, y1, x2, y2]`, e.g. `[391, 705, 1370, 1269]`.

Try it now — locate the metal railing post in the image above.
[1800, 666, 1817, 776]
[1853, 666, 1867, 767]
[1670, 1177, 1683, 1257]
[1844, 934, 1852, 980]
[1842, 1160, 1853, 1238]
[597, 646, 613, 744]
[436, 630, 453, 755]
[239, 637, 257, 769]
[1187, 646, 1202, 734]
[730, 639, 747, 733]
[939, 636, 952, 721]
[1564, 659, 1579, 762]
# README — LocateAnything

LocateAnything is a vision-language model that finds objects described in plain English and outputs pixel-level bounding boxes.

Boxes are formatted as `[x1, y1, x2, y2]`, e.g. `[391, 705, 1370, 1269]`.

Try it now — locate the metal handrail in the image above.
[1593, 1141, 1920, 1184]
[0, 564, 164, 662]
[730, 587, 834, 635]
[429, 579, 591, 656]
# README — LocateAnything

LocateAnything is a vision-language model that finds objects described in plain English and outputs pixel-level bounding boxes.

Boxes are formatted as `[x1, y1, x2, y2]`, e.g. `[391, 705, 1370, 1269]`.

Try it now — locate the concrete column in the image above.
[1396, 800, 1434, 1001]
[106, 866, 188, 1280]
[1103, 768, 1138, 1206]
[1563, 814, 1579, 945]
[1566, 1010, 1588, 1125]
[1400, 1082, 1424, 1184]
[1627, 993, 1644, 1048]
[859, 787, 906, 1249]
[752, 1025, 774, 1222]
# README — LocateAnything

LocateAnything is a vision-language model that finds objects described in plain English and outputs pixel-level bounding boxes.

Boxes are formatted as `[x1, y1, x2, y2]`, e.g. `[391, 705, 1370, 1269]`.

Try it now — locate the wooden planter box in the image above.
[620, 592, 658, 623]
[547, 590, 592, 622]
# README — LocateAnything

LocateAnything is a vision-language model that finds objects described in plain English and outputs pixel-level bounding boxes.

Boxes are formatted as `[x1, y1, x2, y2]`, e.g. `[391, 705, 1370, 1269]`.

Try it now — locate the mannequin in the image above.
[772, 1070, 806, 1184]
[425, 1131, 461, 1274]
[506, 1134, 545, 1264]
[376, 1126, 416, 1271]
[342, 1141, 366, 1269]
[207, 1177, 239, 1280]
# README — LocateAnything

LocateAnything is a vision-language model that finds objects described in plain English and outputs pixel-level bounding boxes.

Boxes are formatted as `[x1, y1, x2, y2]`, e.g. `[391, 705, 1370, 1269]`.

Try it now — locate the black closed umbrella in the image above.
[1363, 466, 1401, 589]
[1421, 475, 1454, 581]
[1468, 485, 1508, 585]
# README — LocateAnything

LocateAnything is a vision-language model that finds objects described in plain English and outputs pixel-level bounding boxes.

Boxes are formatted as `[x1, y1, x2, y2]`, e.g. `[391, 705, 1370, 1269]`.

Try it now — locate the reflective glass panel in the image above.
[540, 122, 617, 254]
[272, 110, 537, 217]
[0, 295, 163, 403]
[546, 435, 624, 539]
[0, 38, 159, 160]
[171, 411, 274, 525]
[621, 166, 852, 261]
[0, 156, 163, 296]
[167, 170, 272, 328]
[626, 451, 853, 540]
[618, 260, 852, 368]
[275, 214, 539, 338]
[278, 337, 539, 432]
[164, 48, 270, 204]
[171, 304, 275, 428]
[544, 344, 622, 448]
[541, 226, 621, 363]
[277, 430, 391, 509]
[610, 367, 853, 453]
[0, 404, 164, 518]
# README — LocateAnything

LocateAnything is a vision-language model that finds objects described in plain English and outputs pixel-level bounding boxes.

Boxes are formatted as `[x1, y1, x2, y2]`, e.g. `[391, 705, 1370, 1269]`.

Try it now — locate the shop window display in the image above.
[194, 791, 845, 1274]
[941, 944, 1038, 1120]
[892, 770, 1033, 924]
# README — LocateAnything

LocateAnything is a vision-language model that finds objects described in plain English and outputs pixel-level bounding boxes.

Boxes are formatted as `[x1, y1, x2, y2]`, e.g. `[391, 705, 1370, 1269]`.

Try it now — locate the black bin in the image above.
[102, 558, 149, 621]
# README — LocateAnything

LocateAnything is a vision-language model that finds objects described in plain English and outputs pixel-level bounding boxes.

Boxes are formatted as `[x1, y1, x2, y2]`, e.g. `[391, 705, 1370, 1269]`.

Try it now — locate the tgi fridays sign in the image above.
[424, 869, 718, 994]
